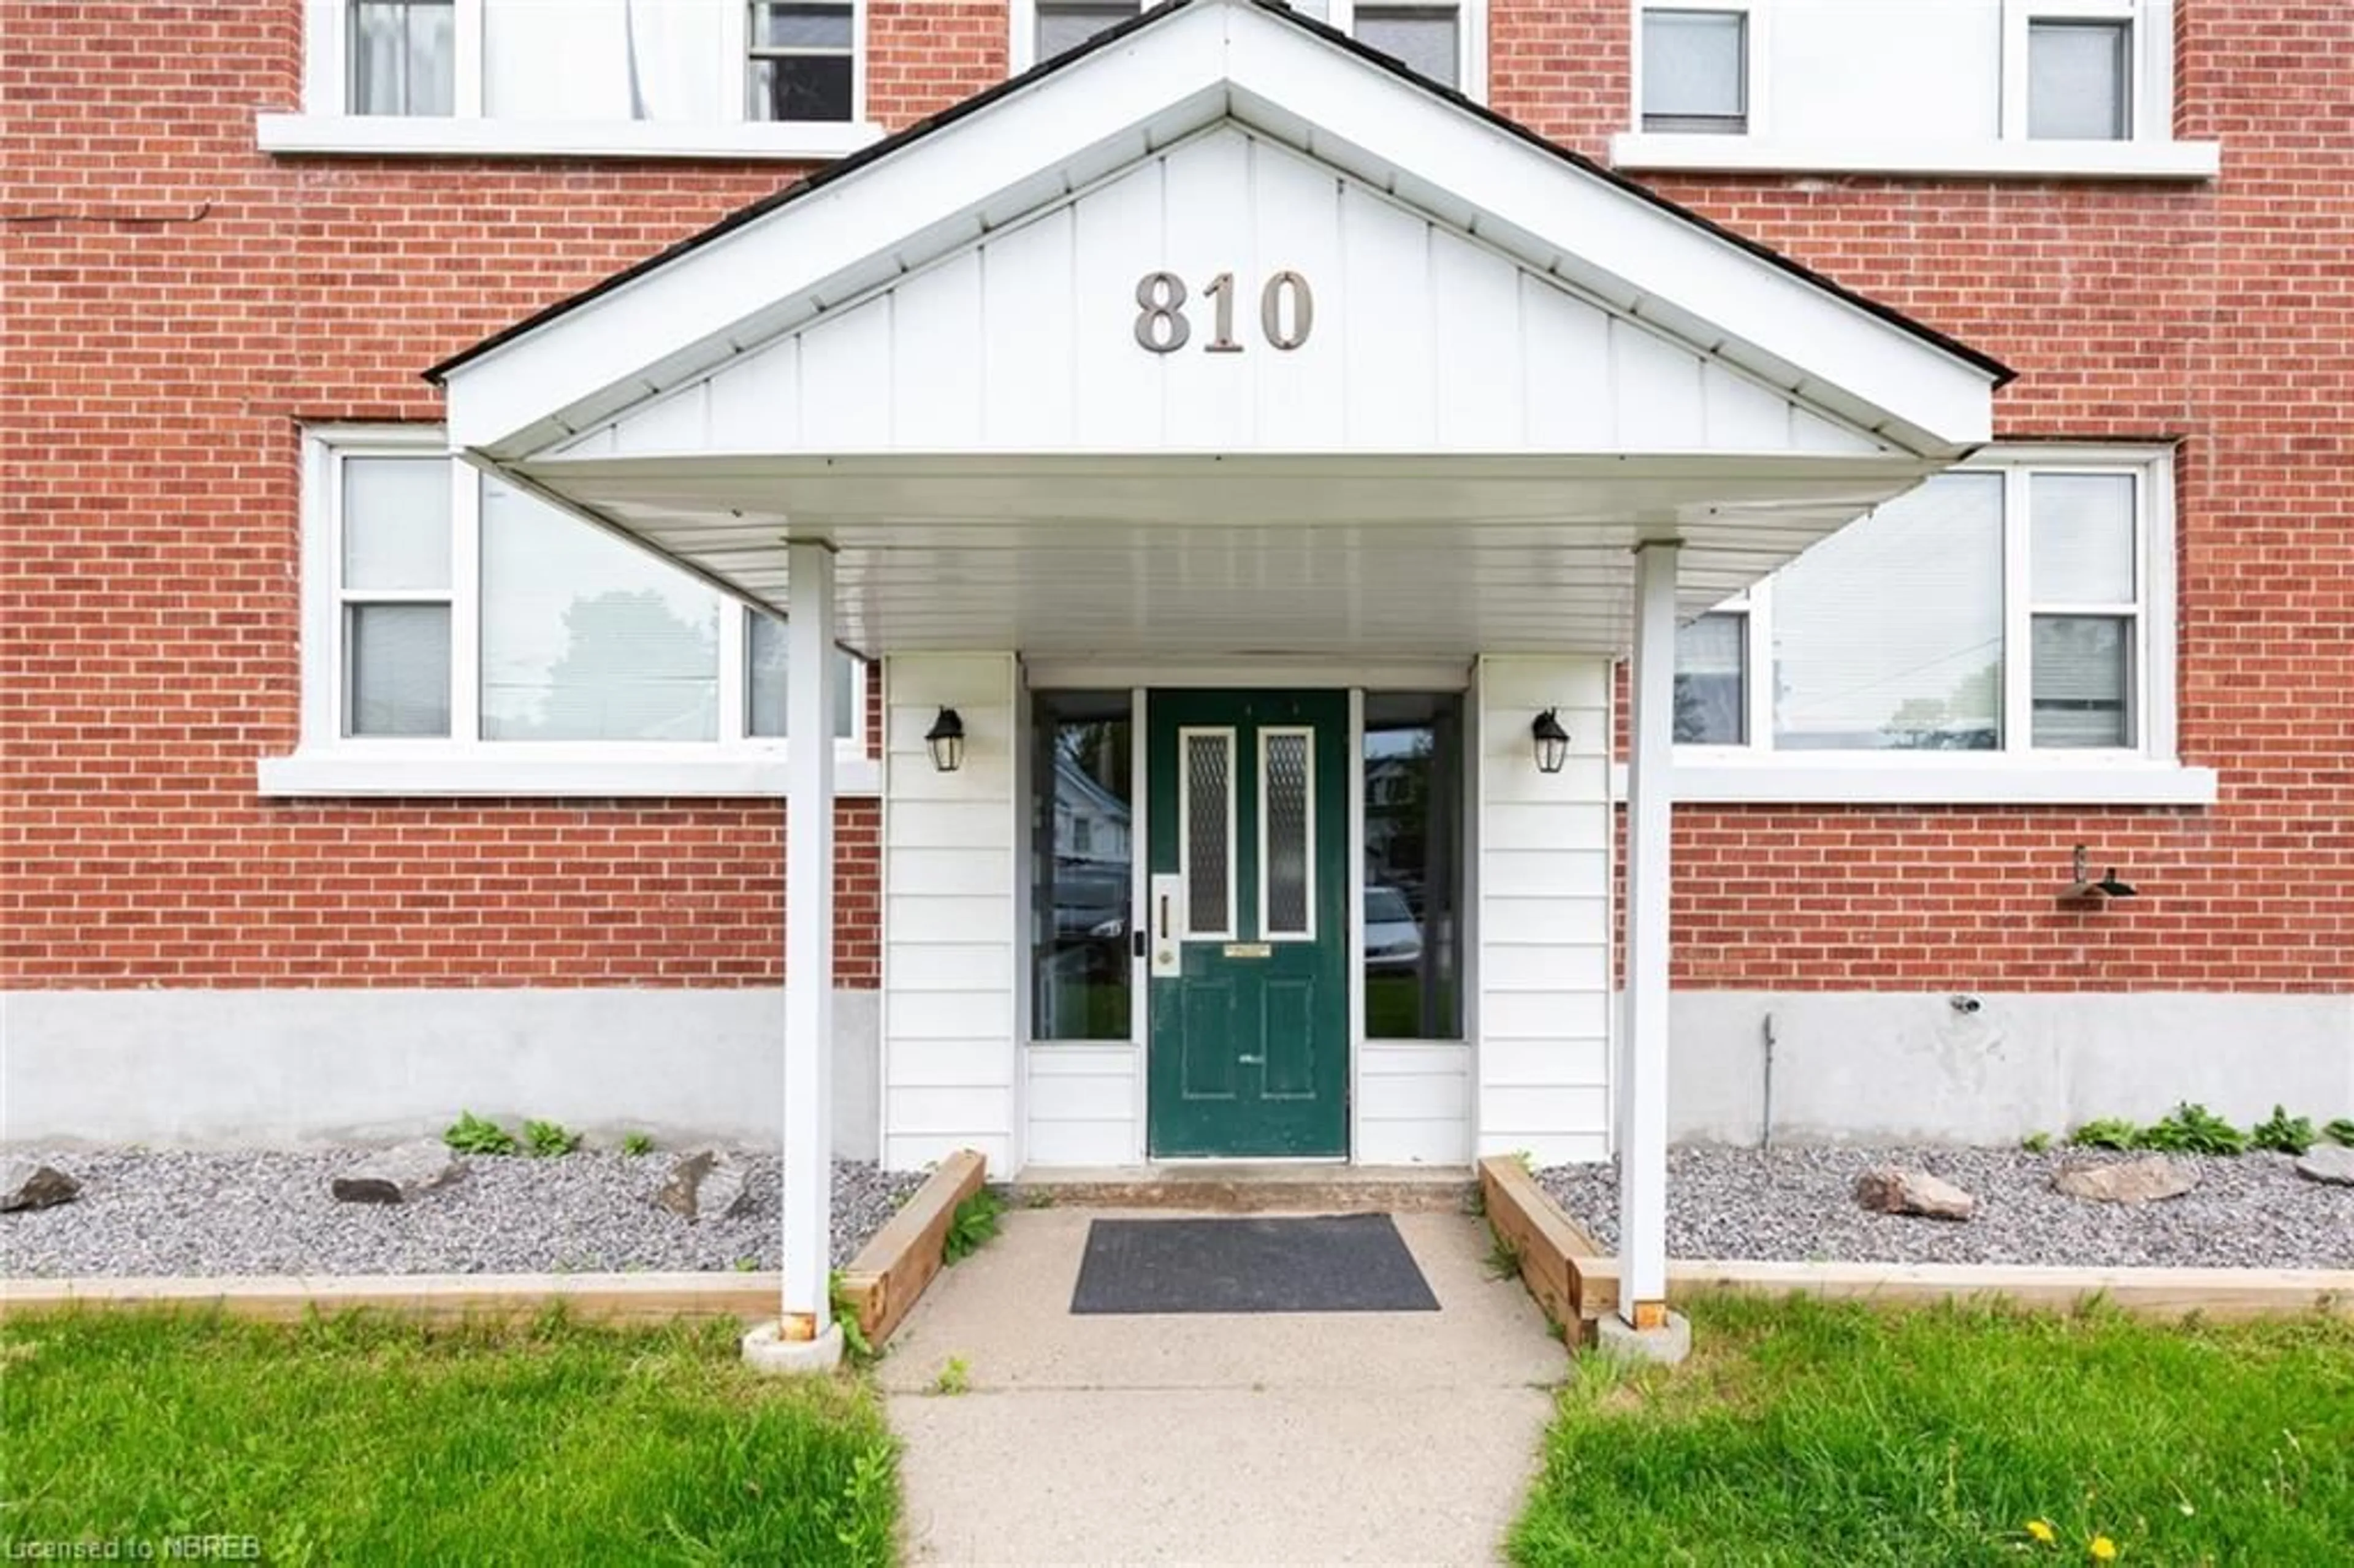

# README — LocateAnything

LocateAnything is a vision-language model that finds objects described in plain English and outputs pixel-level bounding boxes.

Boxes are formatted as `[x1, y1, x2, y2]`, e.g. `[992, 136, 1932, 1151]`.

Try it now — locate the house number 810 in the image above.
[1133, 270, 1314, 354]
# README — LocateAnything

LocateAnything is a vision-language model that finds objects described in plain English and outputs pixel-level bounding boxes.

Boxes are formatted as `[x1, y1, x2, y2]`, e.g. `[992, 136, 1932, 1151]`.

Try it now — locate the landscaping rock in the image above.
[330, 1139, 465, 1204]
[658, 1151, 751, 1222]
[1853, 1166, 1976, 1221]
[2052, 1155, 2195, 1205]
[2295, 1144, 2354, 1187]
[1, 1159, 81, 1212]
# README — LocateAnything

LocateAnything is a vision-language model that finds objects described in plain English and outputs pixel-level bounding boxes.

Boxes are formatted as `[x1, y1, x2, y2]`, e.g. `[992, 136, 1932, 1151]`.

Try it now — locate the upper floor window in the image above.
[1013, 1, 1486, 96]
[748, 2, 857, 123]
[2027, 17, 2132, 139]
[350, 0, 455, 116]
[277, 429, 867, 794]
[1640, 9, 1746, 134]
[1619, 1, 2210, 178]
[280, 0, 878, 153]
[1673, 449, 2171, 763]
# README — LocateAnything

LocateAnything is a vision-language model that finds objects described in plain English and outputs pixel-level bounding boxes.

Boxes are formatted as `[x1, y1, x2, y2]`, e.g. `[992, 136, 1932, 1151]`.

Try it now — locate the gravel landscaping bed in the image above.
[1537, 1146, 2354, 1269]
[0, 1150, 923, 1279]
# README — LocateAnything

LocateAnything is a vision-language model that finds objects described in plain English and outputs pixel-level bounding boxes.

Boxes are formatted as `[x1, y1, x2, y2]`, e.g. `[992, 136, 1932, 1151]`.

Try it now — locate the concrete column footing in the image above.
[741, 1319, 845, 1376]
[1594, 1309, 1692, 1366]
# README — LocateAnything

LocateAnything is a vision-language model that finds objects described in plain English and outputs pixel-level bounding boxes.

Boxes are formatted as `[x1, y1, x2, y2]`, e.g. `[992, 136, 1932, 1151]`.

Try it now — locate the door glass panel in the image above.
[1261, 729, 1312, 938]
[1031, 692, 1134, 1040]
[1364, 693, 1465, 1039]
[1183, 729, 1235, 938]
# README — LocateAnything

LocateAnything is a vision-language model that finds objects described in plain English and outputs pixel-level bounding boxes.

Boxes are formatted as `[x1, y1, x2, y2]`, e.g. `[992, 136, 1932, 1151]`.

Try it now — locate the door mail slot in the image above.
[1221, 942, 1273, 959]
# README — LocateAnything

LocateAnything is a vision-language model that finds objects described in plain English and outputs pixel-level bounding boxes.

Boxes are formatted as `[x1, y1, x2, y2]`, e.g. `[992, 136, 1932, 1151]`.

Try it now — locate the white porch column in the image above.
[1617, 540, 1679, 1328]
[780, 541, 837, 1336]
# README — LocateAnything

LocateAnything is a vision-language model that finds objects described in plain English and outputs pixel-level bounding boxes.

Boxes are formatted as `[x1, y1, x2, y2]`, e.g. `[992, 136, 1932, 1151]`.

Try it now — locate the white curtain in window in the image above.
[482, 0, 728, 121]
[1772, 473, 2005, 751]
[479, 479, 720, 740]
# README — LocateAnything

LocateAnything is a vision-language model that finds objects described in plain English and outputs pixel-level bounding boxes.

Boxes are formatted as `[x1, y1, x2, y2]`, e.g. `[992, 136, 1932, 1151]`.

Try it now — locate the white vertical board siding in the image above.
[1476, 656, 1613, 1164]
[552, 123, 1892, 460]
[1357, 1043, 1472, 1165]
[883, 653, 1019, 1171]
[1024, 1045, 1143, 1167]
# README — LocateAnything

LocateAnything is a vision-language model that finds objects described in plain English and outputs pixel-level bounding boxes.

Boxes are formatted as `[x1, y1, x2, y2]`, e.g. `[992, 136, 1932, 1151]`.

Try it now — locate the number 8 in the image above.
[1133, 271, 1190, 354]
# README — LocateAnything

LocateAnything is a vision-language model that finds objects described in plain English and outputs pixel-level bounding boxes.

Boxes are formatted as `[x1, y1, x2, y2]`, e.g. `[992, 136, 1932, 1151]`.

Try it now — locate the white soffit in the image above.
[436, 0, 2003, 464]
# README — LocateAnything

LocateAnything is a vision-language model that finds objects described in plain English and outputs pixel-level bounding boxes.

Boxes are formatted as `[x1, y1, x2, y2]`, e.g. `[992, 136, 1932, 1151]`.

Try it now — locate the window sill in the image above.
[1609, 133, 2221, 181]
[1609, 757, 2219, 807]
[256, 747, 882, 799]
[254, 114, 885, 162]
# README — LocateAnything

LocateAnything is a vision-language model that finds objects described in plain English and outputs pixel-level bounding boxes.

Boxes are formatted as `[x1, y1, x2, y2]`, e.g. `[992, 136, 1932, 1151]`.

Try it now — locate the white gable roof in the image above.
[435, 0, 2004, 466]
[543, 123, 1898, 462]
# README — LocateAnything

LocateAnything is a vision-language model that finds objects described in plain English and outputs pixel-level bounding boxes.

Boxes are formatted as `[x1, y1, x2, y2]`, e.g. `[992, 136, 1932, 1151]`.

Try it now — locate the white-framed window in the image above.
[1663, 447, 2210, 804]
[265, 427, 871, 797]
[2010, 2, 2138, 141]
[1010, 0, 1488, 97]
[270, 0, 878, 159]
[1619, 1, 2212, 179]
[1639, 6, 1752, 134]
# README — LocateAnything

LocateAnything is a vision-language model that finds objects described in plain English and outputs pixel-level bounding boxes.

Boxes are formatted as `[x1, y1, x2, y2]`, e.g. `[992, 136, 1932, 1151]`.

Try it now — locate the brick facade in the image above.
[3, 1, 2348, 995]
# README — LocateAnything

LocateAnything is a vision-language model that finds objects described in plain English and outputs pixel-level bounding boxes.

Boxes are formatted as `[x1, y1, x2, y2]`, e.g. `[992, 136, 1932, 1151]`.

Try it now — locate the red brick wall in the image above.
[4, 2, 2349, 994]
[1501, 0, 2353, 993]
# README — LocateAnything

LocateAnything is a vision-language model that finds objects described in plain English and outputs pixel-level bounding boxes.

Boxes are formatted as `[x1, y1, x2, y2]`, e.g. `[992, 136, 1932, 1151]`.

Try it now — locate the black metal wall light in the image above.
[925, 707, 966, 773]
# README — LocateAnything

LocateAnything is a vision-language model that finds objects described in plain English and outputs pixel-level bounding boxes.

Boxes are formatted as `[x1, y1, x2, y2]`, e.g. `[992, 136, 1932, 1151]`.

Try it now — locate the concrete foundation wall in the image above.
[1667, 991, 2354, 1147]
[0, 989, 881, 1157]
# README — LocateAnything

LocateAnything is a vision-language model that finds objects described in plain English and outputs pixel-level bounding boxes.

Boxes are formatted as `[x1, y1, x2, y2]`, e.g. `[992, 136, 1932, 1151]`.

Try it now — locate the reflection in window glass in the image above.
[1675, 611, 1746, 743]
[1364, 693, 1463, 1040]
[1032, 693, 1134, 1041]
[478, 479, 721, 741]
[746, 612, 860, 738]
[1772, 473, 2004, 751]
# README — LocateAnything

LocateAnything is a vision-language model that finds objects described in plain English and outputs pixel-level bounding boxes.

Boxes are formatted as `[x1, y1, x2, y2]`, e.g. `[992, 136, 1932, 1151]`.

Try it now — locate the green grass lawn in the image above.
[1, 1311, 897, 1566]
[1512, 1295, 2354, 1566]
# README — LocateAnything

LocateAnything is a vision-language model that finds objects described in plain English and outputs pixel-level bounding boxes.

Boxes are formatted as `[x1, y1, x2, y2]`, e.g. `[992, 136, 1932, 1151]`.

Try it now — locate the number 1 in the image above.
[1203, 272, 1242, 354]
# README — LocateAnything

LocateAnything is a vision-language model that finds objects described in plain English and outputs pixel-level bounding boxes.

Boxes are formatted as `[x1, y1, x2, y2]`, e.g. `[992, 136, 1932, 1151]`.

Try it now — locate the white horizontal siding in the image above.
[558, 123, 1892, 461]
[1024, 1043, 1143, 1168]
[1476, 655, 1615, 1165]
[882, 653, 1019, 1173]
[1356, 1042, 1472, 1166]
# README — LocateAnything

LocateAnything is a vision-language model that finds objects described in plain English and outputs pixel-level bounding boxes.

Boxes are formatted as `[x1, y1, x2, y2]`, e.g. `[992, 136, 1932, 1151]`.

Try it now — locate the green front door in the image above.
[1145, 690, 1349, 1158]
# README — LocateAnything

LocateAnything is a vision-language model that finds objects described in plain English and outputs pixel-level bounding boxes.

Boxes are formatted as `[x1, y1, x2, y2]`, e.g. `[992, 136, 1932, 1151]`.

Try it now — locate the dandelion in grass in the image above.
[2089, 1536, 2117, 1561]
[2025, 1520, 2057, 1545]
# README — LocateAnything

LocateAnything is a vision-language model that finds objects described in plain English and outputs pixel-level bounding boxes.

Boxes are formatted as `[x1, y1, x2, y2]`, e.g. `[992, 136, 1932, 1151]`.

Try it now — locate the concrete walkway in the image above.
[877, 1208, 1564, 1566]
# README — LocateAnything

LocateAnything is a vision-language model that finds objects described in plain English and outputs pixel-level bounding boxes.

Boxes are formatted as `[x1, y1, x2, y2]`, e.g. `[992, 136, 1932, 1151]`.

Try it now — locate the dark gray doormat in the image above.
[1070, 1214, 1440, 1314]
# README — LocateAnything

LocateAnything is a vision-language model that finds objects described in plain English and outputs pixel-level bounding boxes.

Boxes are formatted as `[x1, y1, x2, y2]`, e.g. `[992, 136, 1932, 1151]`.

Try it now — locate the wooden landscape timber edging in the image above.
[0, 1271, 778, 1325]
[3, 1149, 991, 1339]
[1476, 1155, 2354, 1343]
[834, 1147, 988, 1349]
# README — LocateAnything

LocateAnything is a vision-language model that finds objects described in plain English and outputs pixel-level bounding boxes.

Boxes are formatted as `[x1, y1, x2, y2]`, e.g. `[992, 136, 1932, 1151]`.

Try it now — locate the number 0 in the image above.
[1260, 270, 1312, 351]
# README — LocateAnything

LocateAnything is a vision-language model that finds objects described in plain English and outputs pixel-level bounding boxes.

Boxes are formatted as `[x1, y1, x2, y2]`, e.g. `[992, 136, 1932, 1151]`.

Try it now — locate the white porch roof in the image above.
[430, 0, 2009, 658]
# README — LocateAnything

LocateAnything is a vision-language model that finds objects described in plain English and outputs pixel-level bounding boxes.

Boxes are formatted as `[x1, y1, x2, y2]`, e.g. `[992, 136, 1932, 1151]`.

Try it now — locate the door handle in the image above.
[1159, 893, 1171, 942]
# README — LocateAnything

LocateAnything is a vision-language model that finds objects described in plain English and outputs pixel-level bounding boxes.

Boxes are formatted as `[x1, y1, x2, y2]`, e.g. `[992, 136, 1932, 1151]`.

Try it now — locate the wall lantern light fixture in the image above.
[2059, 843, 2137, 900]
[925, 706, 966, 774]
[1530, 708, 1571, 775]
